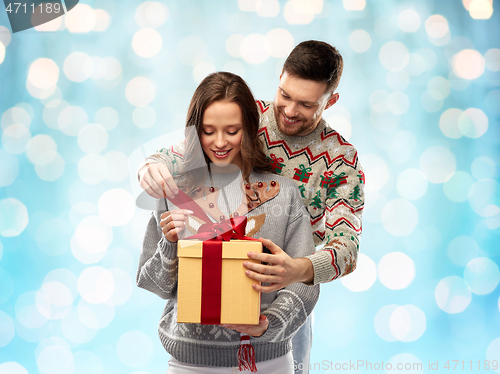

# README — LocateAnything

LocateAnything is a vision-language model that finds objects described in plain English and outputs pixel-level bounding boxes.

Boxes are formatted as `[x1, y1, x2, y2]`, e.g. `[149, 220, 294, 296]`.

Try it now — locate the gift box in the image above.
[177, 239, 262, 325]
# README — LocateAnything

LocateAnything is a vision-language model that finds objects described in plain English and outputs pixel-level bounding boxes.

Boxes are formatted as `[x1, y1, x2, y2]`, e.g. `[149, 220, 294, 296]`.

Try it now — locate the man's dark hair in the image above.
[283, 40, 344, 92]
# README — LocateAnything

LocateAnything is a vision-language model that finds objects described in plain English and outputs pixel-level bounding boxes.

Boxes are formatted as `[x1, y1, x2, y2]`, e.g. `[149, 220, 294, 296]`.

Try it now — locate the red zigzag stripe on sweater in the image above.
[258, 127, 357, 168]
[309, 201, 364, 224]
[311, 216, 362, 234]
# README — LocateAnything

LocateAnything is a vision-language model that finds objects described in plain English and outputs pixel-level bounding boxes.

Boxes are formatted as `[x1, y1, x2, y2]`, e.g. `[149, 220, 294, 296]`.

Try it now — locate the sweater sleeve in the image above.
[257, 186, 320, 343]
[306, 155, 365, 285]
[136, 200, 179, 299]
[135, 139, 185, 182]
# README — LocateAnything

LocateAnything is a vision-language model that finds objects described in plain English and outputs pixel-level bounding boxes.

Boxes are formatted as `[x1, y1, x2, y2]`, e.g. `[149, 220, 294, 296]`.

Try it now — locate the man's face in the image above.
[273, 71, 339, 137]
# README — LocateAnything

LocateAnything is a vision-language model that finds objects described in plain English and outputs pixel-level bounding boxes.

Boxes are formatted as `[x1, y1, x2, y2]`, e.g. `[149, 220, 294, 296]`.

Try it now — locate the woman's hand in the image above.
[160, 209, 193, 242]
[139, 162, 179, 199]
[224, 315, 269, 337]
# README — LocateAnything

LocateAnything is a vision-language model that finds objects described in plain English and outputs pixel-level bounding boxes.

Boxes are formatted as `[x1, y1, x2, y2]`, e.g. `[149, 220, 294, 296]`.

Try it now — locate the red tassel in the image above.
[238, 334, 257, 372]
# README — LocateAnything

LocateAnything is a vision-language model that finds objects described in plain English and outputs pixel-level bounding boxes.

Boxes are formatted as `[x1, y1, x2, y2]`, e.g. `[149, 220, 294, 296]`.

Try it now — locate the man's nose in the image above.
[285, 102, 299, 117]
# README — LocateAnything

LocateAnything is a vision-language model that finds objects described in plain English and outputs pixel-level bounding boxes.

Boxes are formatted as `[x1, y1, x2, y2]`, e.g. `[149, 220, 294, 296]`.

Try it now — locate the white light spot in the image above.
[72, 215, 113, 264]
[386, 71, 410, 91]
[78, 266, 115, 304]
[452, 49, 485, 80]
[435, 276, 471, 314]
[484, 48, 500, 71]
[1, 124, 31, 154]
[486, 338, 500, 365]
[381, 200, 418, 237]
[126, 77, 156, 107]
[135, 2, 168, 28]
[16, 291, 49, 329]
[360, 154, 389, 193]
[0, 362, 28, 374]
[419, 146, 456, 184]
[425, 14, 449, 38]
[0, 311, 15, 347]
[458, 108, 488, 138]
[389, 305, 426, 342]
[464, 257, 500, 295]
[98, 189, 136, 226]
[61, 310, 97, 344]
[73, 351, 103, 374]
[117, 331, 154, 367]
[343, 0, 366, 11]
[420, 91, 443, 113]
[348, 30, 371, 53]
[0, 150, 19, 187]
[193, 61, 216, 83]
[0, 41, 5, 65]
[35, 153, 65, 182]
[471, 156, 496, 180]
[443, 171, 475, 202]
[374, 304, 399, 342]
[78, 153, 107, 185]
[240, 34, 271, 64]
[78, 124, 108, 154]
[58, 105, 89, 136]
[132, 106, 156, 129]
[427, 76, 450, 100]
[0, 198, 28, 237]
[43, 269, 79, 301]
[238, 0, 258, 11]
[447, 236, 480, 266]
[387, 92, 409, 115]
[78, 299, 115, 329]
[65, 4, 96, 33]
[327, 116, 351, 141]
[1, 106, 32, 131]
[37, 345, 74, 374]
[27, 58, 59, 90]
[283, 0, 314, 24]
[439, 108, 463, 139]
[341, 254, 376, 292]
[177, 36, 207, 66]
[396, 169, 428, 200]
[26, 135, 57, 166]
[95, 107, 119, 131]
[64, 52, 94, 82]
[257, 0, 280, 17]
[378, 252, 415, 289]
[108, 269, 134, 306]
[379, 41, 409, 71]
[469, 0, 494, 19]
[468, 179, 499, 217]
[36, 282, 73, 320]
[103, 151, 129, 182]
[226, 34, 244, 58]
[92, 9, 111, 32]
[132, 28, 162, 58]
[266, 29, 294, 58]
[0, 268, 14, 304]
[397, 9, 421, 33]
[0, 26, 12, 47]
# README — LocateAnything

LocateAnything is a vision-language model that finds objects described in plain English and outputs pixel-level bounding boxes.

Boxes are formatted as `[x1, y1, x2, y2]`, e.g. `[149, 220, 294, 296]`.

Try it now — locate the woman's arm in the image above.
[136, 203, 180, 299]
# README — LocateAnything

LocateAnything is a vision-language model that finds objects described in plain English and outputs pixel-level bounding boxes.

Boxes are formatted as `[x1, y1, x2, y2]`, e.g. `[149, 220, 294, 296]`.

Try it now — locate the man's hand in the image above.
[224, 315, 269, 337]
[139, 162, 179, 199]
[243, 238, 314, 292]
[160, 209, 193, 242]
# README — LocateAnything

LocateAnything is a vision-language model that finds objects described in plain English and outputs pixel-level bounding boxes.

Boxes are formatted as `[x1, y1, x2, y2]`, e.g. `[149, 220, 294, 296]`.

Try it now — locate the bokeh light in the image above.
[443, 171, 475, 202]
[452, 49, 485, 80]
[379, 41, 409, 71]
[378, 252, 415, 289]
[0, 198, 29, 237]
[340, 253, 376, 292]
[117, 330, 154, 367]
[65, 4, 96, 33]
[397, 9, 421, 33]
[464, 257, 500, 295]
[126, 77, 156, 107]
[132, 29, 162, 58]
[419, 146, 456, 184]
[78, 266, 115, 304]
[435, 276, 471, 314]
[348, 30, 371, 53]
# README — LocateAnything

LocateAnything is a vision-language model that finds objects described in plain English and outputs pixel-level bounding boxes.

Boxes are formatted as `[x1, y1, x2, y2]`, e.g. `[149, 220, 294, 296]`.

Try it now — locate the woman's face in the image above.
[200, 100, 244, 171]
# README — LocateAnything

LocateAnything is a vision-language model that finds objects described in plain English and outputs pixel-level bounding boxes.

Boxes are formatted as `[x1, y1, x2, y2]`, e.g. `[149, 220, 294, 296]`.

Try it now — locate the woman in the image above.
[136, 72, 319, 373]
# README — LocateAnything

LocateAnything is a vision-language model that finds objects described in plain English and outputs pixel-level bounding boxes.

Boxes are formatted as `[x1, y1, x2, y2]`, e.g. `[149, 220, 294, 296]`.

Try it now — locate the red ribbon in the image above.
[165, 190, 257, 324]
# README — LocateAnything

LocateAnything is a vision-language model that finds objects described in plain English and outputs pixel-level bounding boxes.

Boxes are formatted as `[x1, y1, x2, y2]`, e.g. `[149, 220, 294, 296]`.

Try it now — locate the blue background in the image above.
[0, 0, 499, 373]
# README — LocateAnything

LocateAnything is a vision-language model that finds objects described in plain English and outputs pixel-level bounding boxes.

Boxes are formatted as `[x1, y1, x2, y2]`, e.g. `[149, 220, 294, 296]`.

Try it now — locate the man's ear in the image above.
[325, 92, 339, 110]
[279, 68, 283, 80]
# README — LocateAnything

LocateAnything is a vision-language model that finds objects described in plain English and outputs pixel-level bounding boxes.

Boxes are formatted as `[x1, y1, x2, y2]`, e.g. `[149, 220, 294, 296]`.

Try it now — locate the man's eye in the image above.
[301, 103, 311, 108]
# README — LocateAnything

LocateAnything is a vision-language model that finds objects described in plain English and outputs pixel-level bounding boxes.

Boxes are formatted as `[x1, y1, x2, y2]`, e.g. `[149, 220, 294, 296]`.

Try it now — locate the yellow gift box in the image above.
[177, 239, 262, 325]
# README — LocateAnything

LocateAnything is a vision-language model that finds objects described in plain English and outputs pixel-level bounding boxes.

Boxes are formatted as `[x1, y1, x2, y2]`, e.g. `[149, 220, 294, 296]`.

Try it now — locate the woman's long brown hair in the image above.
[177, 72, 271, 194]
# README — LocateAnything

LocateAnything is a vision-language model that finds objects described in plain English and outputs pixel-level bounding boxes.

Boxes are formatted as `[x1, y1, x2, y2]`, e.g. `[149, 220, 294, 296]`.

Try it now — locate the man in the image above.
[138, 40, 364, 374]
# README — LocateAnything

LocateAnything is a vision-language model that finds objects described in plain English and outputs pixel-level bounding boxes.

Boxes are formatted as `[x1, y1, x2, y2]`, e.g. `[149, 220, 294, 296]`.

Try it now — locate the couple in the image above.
[136, 41, 365, 373]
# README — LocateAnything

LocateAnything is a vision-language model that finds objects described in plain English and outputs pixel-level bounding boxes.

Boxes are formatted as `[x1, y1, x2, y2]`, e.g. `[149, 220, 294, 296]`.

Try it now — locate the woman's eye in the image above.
[228, 130, 240, 135]
[203, 131, 214, 135]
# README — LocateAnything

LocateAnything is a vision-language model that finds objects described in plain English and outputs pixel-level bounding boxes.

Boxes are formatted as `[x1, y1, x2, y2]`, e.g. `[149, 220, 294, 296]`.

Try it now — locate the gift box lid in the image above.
[177, 240, 262, 259]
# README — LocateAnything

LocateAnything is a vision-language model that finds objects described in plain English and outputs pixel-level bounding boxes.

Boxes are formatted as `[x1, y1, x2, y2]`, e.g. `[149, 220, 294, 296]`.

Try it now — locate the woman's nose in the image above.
[214, 134, 226, 148]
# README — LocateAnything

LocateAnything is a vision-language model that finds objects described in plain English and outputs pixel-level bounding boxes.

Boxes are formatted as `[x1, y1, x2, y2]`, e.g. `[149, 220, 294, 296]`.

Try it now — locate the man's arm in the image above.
[245, 155, 365, 289]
